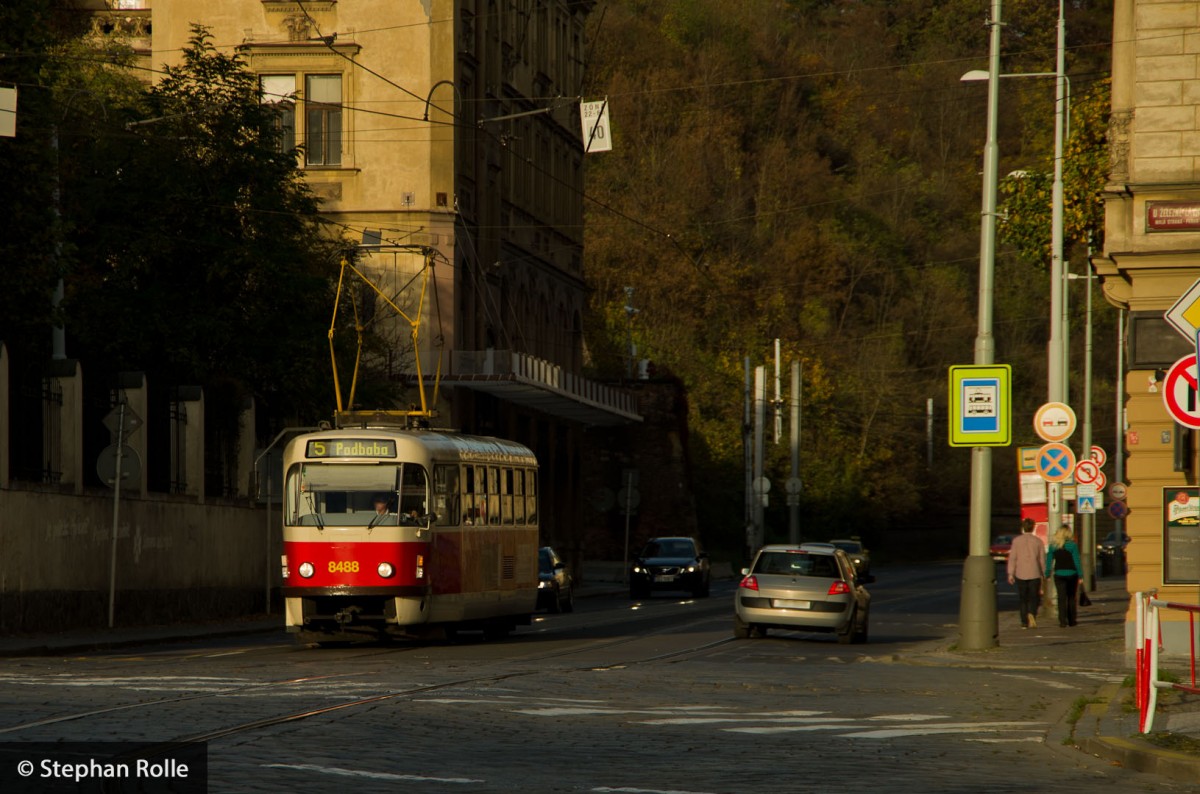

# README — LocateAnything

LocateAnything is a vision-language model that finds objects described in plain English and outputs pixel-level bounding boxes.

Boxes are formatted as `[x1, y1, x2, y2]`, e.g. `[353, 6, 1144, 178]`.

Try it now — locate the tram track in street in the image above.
[0, 605, 734, 752]
[143, 628, 737, 751]
[0, 672, 362, 736]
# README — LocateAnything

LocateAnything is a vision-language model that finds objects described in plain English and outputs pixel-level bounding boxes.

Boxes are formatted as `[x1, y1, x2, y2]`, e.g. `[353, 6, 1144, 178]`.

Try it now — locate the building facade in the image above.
[82, 0, 642, 552]
[1096, 0, 1200, 654]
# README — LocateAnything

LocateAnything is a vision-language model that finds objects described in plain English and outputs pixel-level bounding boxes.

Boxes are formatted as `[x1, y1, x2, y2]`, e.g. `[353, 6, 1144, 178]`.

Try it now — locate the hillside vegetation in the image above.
[580, 0, 1116, 544]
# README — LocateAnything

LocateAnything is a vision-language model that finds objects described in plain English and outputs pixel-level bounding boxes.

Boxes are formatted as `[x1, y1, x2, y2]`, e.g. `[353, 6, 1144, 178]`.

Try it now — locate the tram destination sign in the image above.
[306, 439, 397, 459]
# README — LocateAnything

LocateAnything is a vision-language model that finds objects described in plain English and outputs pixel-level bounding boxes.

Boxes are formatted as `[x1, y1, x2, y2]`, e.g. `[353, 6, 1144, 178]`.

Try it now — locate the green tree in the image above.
[65, 25, 347, 425]
[0, 0, 97, 365]
[998, 79, 1111, 267]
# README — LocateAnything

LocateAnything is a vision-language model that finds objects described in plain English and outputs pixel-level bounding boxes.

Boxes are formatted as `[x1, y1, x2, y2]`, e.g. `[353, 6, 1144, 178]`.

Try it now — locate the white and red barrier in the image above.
[1135, 590, 1200, 733]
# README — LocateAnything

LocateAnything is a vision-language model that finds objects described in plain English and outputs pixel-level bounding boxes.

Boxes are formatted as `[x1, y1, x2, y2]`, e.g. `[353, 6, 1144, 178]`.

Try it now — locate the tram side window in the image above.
[433, 464, 459, 526]
[398, 464, 429, 519]
[526, 469, 537, 524]
[488, 466, 501, 525]
[502, 468, 514, 525]
[463, 465, 482, 525]
[512, 469, 525, 524]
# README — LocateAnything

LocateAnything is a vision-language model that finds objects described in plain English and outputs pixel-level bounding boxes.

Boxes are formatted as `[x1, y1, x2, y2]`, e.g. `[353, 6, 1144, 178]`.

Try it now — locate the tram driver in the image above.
[372, 494, 397, 524]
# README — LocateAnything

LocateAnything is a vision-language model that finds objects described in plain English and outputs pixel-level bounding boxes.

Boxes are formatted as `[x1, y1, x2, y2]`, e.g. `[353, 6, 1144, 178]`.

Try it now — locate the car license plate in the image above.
[772, 599, 811, 610]
[654, 574, 676, 583]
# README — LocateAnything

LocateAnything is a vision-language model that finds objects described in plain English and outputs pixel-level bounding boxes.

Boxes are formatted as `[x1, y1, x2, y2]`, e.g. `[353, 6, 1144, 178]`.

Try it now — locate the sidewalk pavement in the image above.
[908, 571, 1200, 785]
[0, 574, 1196, 783]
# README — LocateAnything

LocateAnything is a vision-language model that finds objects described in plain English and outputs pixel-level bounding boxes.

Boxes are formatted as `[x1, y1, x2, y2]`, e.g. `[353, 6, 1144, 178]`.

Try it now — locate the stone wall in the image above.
[0, 486, 270, 633]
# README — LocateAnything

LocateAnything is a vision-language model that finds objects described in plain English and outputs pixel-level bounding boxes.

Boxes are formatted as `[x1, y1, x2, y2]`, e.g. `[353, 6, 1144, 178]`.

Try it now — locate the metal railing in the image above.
[1135, 590, 1200, 733]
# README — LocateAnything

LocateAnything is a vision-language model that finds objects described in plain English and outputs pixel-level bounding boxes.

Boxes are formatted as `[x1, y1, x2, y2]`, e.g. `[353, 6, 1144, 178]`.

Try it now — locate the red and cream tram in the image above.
[280, 427, 539, 643]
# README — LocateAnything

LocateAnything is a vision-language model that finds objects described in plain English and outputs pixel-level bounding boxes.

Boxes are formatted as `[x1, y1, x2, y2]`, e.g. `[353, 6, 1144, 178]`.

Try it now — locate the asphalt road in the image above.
[0, 563, 1195, 794]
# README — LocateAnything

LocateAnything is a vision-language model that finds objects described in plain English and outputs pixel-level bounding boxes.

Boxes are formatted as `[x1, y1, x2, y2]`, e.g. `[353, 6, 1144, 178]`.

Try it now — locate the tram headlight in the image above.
[377, 562, 395, 578]
[298, 562, 315, 579]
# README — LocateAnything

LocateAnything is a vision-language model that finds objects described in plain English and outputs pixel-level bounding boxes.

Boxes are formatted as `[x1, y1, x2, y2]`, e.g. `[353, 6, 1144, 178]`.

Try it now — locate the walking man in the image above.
[1007, 518, 1045, 629]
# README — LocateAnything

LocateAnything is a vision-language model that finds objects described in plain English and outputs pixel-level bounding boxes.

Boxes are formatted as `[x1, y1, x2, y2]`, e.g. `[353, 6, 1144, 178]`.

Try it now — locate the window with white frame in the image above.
[305, 74, 343, 167]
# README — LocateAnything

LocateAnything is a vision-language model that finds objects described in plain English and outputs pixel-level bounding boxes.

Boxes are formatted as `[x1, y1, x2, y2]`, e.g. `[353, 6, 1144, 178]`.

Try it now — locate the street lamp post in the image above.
[1067, 267, 1095, 590]
[962, 0, 1070, 570]
[1048, 0, 1070, 548]
[958, 0, 1004, 652]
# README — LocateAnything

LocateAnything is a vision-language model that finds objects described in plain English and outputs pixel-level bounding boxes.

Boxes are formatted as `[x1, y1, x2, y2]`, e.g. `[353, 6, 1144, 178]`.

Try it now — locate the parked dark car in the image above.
[630, 536, 711, 599]
[828, 538, 870, 575]
[537, 546, 574, 613]
[989, 534, 1014, 563]
[1098, 531, 1131, 575]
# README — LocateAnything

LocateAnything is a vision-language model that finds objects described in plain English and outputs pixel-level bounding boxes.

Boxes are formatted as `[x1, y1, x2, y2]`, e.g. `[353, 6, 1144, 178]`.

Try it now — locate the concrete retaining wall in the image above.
[0, 487, 271, 632]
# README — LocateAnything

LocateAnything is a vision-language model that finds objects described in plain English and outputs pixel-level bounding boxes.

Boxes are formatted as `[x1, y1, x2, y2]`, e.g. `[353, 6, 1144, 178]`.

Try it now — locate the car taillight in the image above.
[828, 581, 851, 595]
[739, 575, 759, 592]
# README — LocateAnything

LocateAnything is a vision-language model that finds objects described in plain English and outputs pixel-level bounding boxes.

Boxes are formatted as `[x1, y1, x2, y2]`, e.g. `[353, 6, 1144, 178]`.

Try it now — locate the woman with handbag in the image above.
[1045, 524, 1084, 627]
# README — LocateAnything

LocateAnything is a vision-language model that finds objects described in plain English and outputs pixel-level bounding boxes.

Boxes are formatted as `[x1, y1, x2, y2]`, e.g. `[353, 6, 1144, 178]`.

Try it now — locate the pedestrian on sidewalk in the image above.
[1007, 518, 1045, 629]
[1045, 523, 1083, 628]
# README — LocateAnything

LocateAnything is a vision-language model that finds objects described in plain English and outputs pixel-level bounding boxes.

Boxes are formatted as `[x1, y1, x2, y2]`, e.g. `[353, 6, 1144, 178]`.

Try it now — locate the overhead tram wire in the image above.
[27, 12, 1115, 280]
[296, 1, 432, 109]
[289, 5, 710, 279]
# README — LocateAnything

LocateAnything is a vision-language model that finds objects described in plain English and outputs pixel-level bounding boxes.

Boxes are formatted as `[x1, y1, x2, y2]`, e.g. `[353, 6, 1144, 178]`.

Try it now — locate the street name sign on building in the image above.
[1033, 401, 1076, 442]
[948, 364, 1012, 446]
[1162, 354, 1200, 429]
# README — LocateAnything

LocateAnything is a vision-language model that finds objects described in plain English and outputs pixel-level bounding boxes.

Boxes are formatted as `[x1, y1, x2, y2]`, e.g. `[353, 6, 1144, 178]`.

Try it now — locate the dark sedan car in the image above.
[629, 536, 711, 599]
[537, 546, 574, 613]
[1098, 531, 1131, 575]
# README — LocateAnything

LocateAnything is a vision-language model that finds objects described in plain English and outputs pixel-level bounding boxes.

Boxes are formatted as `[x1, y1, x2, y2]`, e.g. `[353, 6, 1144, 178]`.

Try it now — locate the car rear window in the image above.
[754, 552, 838, 578]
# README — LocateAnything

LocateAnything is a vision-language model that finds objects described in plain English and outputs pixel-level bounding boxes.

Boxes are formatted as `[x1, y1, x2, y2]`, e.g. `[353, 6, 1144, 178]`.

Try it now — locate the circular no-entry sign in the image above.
[1163, 355, 1200, 429]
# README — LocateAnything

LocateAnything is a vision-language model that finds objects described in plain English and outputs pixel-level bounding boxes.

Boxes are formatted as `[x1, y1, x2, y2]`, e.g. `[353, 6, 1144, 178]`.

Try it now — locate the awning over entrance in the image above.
[443, 350, 642, 427]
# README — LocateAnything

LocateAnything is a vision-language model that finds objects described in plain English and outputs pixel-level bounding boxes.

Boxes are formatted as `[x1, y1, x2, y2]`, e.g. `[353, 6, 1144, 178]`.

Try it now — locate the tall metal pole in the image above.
[1115, 311, 1126, 541]
[108, 402, 126, 629]
[926, 398, 934, 469]
[753, 366, 766, 552]
[773, 339, 782, 444]
[1046, 0, 1068, 541]
[744, 357, 753, 562]
[1081, 265, 1095, 590]
[961, 0, 1003, 651]
[789, 360, 801, 544]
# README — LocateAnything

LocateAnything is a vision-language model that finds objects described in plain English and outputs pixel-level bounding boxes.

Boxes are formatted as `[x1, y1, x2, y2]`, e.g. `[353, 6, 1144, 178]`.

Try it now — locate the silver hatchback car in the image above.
[734, 544, 873, 643]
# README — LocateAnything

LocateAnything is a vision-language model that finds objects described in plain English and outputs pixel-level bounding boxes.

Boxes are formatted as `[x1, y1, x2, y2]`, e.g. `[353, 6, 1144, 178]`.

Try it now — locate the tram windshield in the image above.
[286, 463, 429, 527]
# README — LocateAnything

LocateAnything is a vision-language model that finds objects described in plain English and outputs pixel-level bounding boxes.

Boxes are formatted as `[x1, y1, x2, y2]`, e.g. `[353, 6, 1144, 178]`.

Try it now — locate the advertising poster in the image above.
[1163, 488, 1200, 584]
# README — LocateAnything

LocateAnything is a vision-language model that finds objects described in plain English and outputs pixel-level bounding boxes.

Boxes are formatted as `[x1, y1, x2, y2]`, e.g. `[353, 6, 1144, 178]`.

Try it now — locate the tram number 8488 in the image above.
[329, 561, 360, 573]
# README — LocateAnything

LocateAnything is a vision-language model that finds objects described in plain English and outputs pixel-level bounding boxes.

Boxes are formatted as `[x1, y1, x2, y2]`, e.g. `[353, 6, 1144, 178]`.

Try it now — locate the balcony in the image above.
[444, 350, 641, 427]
